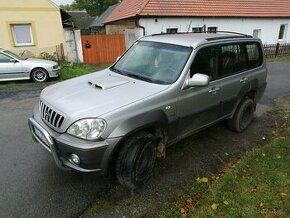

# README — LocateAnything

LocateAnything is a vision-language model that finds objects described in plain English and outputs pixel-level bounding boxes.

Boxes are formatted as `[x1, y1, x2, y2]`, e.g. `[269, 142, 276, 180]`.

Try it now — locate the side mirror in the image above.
[185, 73, 209, 87]
[10, 59, 18, 63]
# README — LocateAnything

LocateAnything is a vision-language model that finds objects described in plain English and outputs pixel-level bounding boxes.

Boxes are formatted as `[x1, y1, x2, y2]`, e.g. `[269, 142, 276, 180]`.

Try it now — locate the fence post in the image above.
[275, 43, 280, 57]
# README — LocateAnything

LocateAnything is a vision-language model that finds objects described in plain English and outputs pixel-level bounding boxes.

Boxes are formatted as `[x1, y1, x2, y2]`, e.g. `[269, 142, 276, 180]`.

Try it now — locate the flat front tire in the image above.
[31, 68, 48, 82]
[228, 98, 255, 132]
[116, 132, 157, 189]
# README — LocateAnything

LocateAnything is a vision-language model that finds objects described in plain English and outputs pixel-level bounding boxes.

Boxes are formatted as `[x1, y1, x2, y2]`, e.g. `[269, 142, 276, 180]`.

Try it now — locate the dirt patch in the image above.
[81, 95, 290, 218]
[275, 94, 290, 109]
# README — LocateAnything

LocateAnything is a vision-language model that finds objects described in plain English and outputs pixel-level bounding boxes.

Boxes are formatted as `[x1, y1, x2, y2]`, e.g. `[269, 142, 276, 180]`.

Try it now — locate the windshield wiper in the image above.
[110, 66, 125, 75]
[126, 73, 155, 83]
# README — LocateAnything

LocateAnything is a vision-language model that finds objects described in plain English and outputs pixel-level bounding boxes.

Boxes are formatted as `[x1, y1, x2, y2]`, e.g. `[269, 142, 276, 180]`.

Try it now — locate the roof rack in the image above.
[151, 31, 252, 39]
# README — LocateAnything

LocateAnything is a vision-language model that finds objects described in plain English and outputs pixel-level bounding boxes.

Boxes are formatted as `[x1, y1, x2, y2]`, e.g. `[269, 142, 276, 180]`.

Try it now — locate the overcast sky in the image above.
[51, 0, 74, 5]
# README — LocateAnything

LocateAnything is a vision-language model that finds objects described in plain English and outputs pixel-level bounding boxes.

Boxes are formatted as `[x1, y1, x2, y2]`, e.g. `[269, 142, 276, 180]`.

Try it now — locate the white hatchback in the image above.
[0, 49, 60, 82]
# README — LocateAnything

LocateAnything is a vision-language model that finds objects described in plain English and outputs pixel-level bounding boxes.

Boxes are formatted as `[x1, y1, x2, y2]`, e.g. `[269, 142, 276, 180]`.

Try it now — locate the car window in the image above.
[0, 53, 11, 63]
[220, 44, 247, 77]
[246, 43, 263, 69]
[113, 41, 192, 84]
[190, 46, 218, 80]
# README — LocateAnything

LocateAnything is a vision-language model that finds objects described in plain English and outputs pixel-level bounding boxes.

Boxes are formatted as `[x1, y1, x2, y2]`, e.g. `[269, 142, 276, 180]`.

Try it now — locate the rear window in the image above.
[246, 43, 263, 69]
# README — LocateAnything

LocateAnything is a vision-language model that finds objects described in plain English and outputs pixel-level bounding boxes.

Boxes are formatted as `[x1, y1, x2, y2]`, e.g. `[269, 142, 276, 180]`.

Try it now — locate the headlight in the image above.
[67, 118, 106, 140]
[52, 65, 59, 70]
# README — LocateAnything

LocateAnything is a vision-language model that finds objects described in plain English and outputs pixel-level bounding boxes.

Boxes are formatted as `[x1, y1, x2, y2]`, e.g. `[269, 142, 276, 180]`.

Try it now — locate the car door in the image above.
[0, 53, 25, 81]
[177, 45, 222, 137]
[216, 43, 251, 117]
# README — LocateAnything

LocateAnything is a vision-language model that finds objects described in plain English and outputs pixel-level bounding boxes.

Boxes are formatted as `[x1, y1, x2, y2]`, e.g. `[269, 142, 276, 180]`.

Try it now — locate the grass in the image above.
[267, 55, 290, 62]
[160, 109, 290, 218]
[59, 63, 111, 80]
[0, 62, 111, 89]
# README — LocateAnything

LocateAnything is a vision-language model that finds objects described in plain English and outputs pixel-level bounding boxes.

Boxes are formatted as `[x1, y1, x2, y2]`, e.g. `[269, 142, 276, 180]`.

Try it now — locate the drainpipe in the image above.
[71, 21, 79, 63]
[135, 17, 145, 36]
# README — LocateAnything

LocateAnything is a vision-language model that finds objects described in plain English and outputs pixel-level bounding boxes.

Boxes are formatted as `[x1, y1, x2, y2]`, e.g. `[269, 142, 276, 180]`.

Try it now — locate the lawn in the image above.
[59, 63, 111, 80]
[267, 55, 290, 62]
[160, 109, 290, 218]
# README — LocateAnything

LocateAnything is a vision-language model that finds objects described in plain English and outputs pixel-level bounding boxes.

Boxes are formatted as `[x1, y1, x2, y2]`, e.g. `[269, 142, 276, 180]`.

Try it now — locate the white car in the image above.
[0, 49, 60, 82]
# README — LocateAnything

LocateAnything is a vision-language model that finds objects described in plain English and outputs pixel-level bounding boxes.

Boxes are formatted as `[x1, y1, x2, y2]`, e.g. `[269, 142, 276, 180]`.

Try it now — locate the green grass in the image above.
[160, 110, 290, 218]
[161, 140, 290, 218]
[59, 63, 111, 80]
[0, 62, 111, 89]
[267, 55, 290, 62]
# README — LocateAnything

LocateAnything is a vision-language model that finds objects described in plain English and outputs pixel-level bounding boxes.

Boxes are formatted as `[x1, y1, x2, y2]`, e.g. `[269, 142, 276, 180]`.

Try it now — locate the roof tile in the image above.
[105, 0, 290, 23]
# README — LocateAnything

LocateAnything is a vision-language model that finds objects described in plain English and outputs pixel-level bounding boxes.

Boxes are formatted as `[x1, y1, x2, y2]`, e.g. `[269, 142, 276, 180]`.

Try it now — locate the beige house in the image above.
[0, 0, 66, 59]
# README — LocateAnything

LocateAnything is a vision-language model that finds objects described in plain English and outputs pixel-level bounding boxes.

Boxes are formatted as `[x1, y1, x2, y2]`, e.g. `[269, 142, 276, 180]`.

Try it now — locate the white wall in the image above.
[64, 29, 83, 63]
[139, 17, 290, 44]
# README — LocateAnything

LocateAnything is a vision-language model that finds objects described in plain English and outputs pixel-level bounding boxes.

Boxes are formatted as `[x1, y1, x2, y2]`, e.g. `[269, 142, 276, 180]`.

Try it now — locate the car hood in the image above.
[25, 58, 57, 65]
[40, 69, 170, 128]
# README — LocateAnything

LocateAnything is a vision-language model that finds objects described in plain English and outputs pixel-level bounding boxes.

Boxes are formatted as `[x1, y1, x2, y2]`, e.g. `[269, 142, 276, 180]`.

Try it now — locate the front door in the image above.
[0, 53, 25, 81]
[177, 45, 222, 137]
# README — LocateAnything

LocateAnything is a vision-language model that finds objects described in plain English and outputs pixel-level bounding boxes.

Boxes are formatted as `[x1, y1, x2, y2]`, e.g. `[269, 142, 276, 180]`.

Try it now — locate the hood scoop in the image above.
[88, 75, 130, 90]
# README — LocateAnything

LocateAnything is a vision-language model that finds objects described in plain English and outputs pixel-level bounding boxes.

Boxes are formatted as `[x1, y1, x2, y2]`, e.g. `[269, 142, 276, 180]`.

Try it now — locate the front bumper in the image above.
[28, 117, 121, 173]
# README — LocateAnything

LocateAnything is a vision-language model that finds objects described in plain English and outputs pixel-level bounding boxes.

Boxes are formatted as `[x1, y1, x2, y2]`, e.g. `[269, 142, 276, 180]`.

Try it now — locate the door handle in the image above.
[209, 87, 220, 95]
[239, 77, 248, 83]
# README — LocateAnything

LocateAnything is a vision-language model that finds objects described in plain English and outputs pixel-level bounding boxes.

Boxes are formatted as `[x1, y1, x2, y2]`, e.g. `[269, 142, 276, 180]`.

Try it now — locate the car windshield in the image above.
[4, 50, 27, 60]
[111, 41, 192, 84]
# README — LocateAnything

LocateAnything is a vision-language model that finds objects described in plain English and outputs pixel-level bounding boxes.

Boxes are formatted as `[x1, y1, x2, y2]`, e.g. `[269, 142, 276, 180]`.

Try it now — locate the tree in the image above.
[59, 2, 79, 11]
[74, 0, 120, 16]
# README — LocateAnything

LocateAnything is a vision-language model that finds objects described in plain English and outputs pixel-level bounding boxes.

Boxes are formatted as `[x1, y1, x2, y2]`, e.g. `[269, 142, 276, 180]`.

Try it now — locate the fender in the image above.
[230, 79, 259, 118]
[108, 109, 169, 138]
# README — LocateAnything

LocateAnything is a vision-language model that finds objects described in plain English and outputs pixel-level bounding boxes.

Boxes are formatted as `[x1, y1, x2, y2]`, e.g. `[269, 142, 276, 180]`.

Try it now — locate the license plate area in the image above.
[34, 126, 50, 148]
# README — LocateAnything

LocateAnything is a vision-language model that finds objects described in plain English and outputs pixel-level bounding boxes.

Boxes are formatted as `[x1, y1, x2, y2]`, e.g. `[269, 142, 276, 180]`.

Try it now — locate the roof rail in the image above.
[150, 31, 252, 38]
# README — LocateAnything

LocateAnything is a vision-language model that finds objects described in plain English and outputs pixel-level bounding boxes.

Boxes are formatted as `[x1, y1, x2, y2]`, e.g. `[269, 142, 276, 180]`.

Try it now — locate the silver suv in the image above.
[29, 33, 267, 189]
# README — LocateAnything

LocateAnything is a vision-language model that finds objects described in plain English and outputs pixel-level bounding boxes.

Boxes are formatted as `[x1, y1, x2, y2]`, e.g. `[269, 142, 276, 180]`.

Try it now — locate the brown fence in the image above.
[263, 43, 290, 58]
[81, 34, 126, 64]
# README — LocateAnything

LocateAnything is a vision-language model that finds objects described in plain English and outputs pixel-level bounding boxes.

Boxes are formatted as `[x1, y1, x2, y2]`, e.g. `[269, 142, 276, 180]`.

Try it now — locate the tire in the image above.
[116, 132, 157, 189]
[228, 98, 255, 132]
[31, 68, 49, 82]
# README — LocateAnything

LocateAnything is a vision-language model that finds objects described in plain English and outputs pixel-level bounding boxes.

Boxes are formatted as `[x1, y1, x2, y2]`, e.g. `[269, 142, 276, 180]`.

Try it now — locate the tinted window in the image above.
[246, 43, 263, 69]
[221, 44, 246, 76]
[190, 46, 218, 79]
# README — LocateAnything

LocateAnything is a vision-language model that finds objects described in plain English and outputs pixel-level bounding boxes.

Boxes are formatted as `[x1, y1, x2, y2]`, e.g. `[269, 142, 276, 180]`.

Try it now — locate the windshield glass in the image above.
[111, 41, 192, 84]
[4, 50, 26, 60]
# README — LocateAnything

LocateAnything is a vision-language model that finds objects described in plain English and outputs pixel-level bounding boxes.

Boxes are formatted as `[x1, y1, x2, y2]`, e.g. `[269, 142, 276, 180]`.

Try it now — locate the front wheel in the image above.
[228, 98, 255, 132]
[31, 68, 48, 82]
[116, 132, 157, 189]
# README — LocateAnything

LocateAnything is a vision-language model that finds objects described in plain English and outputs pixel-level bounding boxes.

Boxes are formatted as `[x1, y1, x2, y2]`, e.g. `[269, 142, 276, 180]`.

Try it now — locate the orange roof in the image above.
[105, 0, 290, 23]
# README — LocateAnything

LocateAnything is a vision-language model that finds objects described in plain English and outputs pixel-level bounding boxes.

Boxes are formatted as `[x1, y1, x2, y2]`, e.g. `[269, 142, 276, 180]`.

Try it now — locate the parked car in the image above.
[0, 49, 60, 82]
[28, 32, 267, 189]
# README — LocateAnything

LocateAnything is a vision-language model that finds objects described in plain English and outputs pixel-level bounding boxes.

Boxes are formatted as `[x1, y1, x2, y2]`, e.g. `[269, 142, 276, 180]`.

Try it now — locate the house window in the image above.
[253, 29, 261, 38]
[207, 27, 217, 33]
[166, 28, 178, 33]
[278, 24, 287, 40]
[192, 27, 203, 33]
[11, 24, 34, 46]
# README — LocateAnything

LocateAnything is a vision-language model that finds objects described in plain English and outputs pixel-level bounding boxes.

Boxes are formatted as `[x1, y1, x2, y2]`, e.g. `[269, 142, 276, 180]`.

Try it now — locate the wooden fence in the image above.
[81, 34, 126, 64]
[263, 43, 290, 58]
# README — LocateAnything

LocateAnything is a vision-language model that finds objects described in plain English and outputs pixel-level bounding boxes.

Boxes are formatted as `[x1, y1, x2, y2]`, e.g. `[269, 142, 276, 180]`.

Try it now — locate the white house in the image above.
[104, 0, 290, 45]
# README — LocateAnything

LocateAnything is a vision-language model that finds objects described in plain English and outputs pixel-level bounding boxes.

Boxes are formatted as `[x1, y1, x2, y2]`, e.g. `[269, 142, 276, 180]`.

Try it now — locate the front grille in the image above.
[39, 101, 64, 129]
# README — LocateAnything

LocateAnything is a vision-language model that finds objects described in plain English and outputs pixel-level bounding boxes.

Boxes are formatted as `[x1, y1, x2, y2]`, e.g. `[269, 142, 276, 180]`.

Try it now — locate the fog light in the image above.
[70, 154, 80, 165]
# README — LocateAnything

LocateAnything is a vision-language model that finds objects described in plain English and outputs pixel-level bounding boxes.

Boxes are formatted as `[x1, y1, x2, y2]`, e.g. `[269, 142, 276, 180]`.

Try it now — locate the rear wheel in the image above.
[228, 98, 255, 132]
[31, 68, 48, 82]
[116, 132, 157, 189]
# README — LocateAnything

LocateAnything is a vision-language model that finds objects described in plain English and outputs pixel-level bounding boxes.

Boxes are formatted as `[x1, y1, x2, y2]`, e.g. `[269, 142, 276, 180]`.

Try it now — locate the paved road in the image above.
[0, 62, 289, 217]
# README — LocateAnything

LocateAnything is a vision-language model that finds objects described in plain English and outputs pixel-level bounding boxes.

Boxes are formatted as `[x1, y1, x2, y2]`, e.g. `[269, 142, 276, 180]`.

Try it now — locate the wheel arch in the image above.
[104, 110, 169, 174]
[30, 67, 49, 80]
